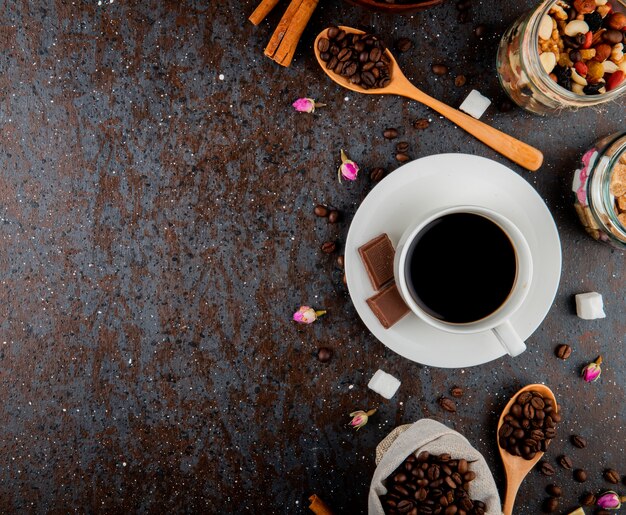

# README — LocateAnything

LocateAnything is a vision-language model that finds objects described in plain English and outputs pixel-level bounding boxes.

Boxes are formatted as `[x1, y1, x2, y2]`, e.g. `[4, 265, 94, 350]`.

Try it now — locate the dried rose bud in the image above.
[292, 97, 325, 113]
[338, 149, 359, 182]
[348, 409, 377, 430]
[581, 355, 602, 382]
[293, 306, 326, 324]
[597, 491, 626, 510]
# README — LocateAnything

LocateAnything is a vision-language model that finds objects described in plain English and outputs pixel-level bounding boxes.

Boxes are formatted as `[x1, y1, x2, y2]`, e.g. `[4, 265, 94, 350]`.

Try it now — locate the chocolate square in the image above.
[366, 283, 410, 329]
[358, 233, 395, 290]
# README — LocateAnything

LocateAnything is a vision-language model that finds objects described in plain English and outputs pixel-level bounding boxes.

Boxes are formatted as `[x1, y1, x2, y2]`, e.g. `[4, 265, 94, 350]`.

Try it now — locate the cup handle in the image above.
[492, 320, 526, 357]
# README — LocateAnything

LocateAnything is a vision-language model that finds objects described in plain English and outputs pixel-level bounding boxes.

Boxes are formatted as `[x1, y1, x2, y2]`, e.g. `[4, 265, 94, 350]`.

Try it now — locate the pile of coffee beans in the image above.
[379, 451, 487, 515]
[318, 28, 392, 89]
[498, 390, 560, 460]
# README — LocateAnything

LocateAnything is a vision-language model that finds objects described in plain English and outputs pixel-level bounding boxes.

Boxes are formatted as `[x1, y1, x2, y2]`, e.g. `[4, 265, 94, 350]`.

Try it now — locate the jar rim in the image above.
[524, 0, 626, 106]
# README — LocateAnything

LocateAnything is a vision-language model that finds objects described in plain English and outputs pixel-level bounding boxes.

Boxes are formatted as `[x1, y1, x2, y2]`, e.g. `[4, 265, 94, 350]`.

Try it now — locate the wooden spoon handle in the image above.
[393, 84, 544, 172]
[502, 480, 520, 515]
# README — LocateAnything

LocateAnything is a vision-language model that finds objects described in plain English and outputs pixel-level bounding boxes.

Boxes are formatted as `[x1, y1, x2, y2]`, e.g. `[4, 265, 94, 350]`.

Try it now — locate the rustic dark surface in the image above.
[0, 1, 624, 514]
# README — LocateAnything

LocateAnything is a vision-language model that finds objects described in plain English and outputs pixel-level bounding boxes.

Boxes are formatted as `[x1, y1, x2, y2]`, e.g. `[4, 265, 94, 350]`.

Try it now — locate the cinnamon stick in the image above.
[308, 494, 333, 515]
[248, 0, 281, 25]
[272, 0, 319, 66]
[264, 0, 304, 59]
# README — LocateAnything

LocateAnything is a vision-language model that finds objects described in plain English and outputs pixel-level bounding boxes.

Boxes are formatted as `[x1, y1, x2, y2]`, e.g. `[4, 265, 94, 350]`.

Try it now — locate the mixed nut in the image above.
[538, 0, 626, 95]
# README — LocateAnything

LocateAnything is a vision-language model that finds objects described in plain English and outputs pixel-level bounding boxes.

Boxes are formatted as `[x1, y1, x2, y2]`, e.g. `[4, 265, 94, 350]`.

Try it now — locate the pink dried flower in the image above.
[292, 98, 325, 113]
[597, 491, 625, 509]
[349, 409, 377, 430]
[293, 306, 326, 324]
[581, 355, 603, 382]
[338, 150, 359, 182]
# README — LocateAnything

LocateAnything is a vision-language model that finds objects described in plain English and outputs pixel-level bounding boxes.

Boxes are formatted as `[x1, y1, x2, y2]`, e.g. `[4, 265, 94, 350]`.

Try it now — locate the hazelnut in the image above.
[607, 12, 626, 30]
[593, 43, 612, 62]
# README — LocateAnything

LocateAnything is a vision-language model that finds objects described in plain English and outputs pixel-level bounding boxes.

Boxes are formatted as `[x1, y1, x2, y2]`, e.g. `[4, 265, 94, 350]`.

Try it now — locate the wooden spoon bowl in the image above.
[497, 384, 558, 515]
[314, 26, 544, 171]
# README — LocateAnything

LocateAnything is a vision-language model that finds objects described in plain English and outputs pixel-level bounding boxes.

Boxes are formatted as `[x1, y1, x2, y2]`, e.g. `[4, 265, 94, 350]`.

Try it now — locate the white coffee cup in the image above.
[394, 205, 532, 357]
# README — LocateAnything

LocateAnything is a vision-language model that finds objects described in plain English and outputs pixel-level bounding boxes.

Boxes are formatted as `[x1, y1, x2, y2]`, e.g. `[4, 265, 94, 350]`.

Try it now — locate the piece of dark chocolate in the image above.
[358, 233, 395, 290]
[366, 283, 410, 329]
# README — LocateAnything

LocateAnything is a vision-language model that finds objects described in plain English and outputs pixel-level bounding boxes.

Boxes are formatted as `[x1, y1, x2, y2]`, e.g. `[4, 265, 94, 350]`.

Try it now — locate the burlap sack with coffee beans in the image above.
[368, 419, 501, 515]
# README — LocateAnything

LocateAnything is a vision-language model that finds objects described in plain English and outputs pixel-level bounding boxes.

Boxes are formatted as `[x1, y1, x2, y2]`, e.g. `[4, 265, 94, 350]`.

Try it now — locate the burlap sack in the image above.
[368, 419, 501, 515]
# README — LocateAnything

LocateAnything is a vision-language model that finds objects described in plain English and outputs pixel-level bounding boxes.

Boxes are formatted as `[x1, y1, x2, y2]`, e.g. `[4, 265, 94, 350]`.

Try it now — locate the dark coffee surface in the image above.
[406, 213, 516, 323]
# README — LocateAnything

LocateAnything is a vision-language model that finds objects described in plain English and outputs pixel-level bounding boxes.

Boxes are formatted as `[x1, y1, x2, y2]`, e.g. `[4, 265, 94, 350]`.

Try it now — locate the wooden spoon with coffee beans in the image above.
[497, 384, 558, 515]
[314, 26, 544, 171]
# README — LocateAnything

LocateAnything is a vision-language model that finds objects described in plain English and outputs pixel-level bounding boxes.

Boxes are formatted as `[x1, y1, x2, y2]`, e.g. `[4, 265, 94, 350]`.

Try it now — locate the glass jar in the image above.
[496, 0, 626, 115]
[572, 132, 626, 249]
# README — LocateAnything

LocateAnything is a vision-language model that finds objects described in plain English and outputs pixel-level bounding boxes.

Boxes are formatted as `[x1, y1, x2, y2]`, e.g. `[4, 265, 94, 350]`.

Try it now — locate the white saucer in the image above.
[345, 154, 562, 368]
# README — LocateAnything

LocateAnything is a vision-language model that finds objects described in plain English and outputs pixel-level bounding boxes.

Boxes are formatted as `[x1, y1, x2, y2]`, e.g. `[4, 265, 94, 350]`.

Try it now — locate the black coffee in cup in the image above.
[405, 213, 517, 323]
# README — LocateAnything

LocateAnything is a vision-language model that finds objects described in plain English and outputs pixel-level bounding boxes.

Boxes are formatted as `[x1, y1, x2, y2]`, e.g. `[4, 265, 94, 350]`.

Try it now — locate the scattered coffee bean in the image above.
[604, 468, 620, 484]
[540, 461, 556, 476]
[439, 397, 457, 413]
[574, 468, 588, 482]
[396, 141, 410, 153]
[580, 492, 596, 506]
[597, 510, 611, 515]
[555, 344, 572, 360]
[571, 435, 587, 449]
[319, 29, 392, 90]
[383, 128, 399, 139]
[396, 153, 410, 162]
[497, 98, 514, 112]
[499, 390, 559, 460]
[336, 255, 344, 269]
[474, 24, 489, 38]
[321, 241, 336, 254]
[450, 386, 464, 398]
[454, 74, 467, 87]
[328, 210, 340, 224]
[545, 484, 562, 497]
[432, 63, 449, 76]
[380, 452, 484, 515]
[413, 118, 430, 130]
[317, 347, 333, 363]
[370, 167, 386, 182]
[395, 37, 413, 52]
[558, 455, 573, 469]
[542, 497, 559, 513]
[314, 204, 329, 217]
[457, 0, 471, 10]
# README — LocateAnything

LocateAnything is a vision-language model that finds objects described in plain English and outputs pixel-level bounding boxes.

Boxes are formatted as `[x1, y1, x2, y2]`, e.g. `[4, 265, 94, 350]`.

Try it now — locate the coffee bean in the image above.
[432, 63, 449, 76]
[370, 167, 386, 182]
[396, 153, 410, 162]
[336, 255, 344, 269]
[317, 347, 332, 362]
[574, 469, 588, 482]
[604, 468, 620, 484]
[450, 386, 464, 398]
[396, 141, 410, 153]
[457, 0, 471, 10]
[413, 118, 430, 130]
[318, 38, 330, 53]
[540, 461, 555, 476]
[383, 128, 399, 139]
[558, 455, 573, 469]
[555, 344, 572, 359]
[314, 204, 329, 217]
[328, 210, 340, 223]
[474, 24, 489, 38]
[542, 497, 559, 513]
[454, 75, 467, 87]
[531, 397, 545, 409]
[580, 492, 596, 506]
[545, 484, 562, 497]
[321, 241, 336, 254]
[597, 511, 611, 515]
[518, 391, 533, 404]
[395, 37, 413, 52]
[439, 397, 457, 413]
[571, 435, 587, 448]
[327, 26, 340, 39]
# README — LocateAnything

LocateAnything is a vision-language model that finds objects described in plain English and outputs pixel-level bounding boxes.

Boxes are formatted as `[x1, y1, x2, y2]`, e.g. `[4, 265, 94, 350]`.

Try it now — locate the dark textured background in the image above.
[0, 1, 623, 513]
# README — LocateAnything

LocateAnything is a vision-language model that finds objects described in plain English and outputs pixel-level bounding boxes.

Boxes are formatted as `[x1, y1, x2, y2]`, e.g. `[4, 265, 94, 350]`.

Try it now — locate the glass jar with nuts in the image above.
[573, 132, 626, 249]
[496, 0, 626, 114]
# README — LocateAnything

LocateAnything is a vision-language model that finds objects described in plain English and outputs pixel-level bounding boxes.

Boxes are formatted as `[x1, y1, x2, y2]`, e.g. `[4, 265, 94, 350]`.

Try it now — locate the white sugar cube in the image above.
[368, 369, 401, 399]
[459, 89, 491, 119]
[575, 292, 606, 320]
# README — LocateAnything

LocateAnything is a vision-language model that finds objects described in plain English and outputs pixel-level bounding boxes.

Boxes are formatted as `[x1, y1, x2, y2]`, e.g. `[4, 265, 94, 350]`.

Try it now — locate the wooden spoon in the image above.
[497, 384, 558, 515]
[314, 27, 544, 172]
